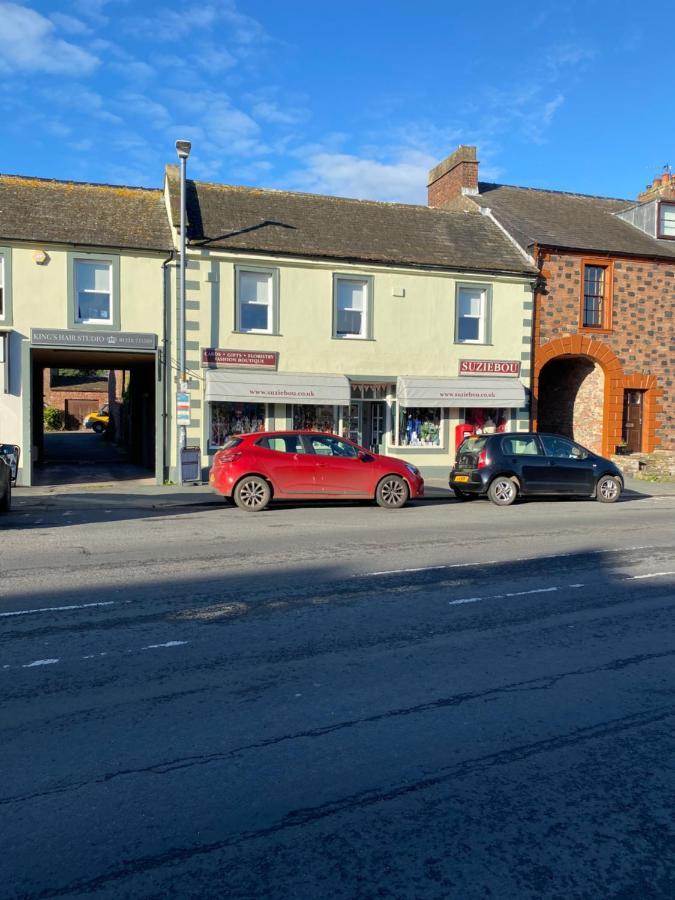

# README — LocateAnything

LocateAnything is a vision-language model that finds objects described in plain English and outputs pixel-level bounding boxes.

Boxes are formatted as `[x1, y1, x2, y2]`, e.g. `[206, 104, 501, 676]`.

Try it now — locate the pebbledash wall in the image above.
[533, 251, 674, 455]
[166, 248, 535, 479]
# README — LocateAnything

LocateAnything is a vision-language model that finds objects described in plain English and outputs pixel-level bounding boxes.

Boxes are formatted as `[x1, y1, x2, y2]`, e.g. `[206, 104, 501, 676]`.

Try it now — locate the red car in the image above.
[209, 430, 424, 511]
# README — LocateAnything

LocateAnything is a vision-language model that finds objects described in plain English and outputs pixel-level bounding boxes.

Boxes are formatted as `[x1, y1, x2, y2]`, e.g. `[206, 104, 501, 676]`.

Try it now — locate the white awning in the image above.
[205, 370, 351, 405]
[396, 376, 527, 408]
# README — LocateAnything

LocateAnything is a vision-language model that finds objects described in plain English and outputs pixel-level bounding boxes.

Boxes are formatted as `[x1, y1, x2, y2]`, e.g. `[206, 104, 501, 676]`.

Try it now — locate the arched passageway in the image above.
[538, 356, 605, 453]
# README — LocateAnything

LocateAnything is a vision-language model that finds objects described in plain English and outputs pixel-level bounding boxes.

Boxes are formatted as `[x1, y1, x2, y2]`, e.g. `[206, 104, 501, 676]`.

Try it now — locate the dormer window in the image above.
[658, 202, 675, 239]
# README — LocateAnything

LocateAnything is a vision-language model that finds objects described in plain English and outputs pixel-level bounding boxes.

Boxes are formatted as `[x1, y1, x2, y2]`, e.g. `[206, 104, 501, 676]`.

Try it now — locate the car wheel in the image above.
[93, 422, 105, 434]
[0, 481, 10, 513]
[453, 488, 477, 501]
[233, 475, 271, 512]
[596, 475, 621, 503]
[488, 477, 518, 507]
[376, 475, 409, 509]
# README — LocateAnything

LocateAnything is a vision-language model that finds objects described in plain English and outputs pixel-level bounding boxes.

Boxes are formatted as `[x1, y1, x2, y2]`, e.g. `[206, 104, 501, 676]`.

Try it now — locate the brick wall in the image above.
[534, 251, 674, 452]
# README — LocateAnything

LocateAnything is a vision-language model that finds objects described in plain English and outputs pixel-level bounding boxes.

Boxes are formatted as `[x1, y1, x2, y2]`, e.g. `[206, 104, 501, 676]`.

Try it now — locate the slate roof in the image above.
[165, 166, 535, 275]
[0, 174, 172, 251]
[472, 182, 675, 260]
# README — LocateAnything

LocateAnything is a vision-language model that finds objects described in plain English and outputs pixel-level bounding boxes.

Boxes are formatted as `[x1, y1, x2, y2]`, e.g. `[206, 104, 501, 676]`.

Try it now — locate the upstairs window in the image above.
[334, 275, 372, 339]
[581, 260, 613, 330]
[0, 254, 4, 320]
[658, 202, 675, 239]
[75, 260, 113, 323]
[456, 285, 491, 344]
[236, 267, 278, 334]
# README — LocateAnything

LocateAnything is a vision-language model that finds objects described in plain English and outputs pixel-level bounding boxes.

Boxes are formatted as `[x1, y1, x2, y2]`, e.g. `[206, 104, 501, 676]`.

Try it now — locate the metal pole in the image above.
[177, 149, 188, 484]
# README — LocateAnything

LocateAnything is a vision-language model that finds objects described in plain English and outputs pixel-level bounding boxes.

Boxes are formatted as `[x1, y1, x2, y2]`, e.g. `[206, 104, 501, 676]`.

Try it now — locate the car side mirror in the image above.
[358, 451, 374, 463]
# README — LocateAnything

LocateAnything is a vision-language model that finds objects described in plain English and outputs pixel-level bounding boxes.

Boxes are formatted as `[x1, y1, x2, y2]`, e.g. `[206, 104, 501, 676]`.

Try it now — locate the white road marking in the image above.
[628, 571, 675, 580]
[0, 601, 115, 618]
[22, 658, 59, 667]
[141, 641, 189, 650]
[449, 584, 584, 606]
[354, 545, 665, 579]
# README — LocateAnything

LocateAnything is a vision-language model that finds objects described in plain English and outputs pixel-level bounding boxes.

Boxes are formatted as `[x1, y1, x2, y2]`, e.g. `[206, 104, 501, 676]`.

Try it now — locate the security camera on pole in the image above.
[175, 139, 191, 485]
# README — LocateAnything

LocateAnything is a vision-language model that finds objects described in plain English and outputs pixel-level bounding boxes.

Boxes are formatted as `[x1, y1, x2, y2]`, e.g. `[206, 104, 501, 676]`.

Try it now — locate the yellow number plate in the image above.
[454, 475, 469, 483]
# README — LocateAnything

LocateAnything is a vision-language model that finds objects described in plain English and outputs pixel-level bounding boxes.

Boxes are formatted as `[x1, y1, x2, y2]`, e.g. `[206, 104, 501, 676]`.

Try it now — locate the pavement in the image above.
[12, 468, 675, 510]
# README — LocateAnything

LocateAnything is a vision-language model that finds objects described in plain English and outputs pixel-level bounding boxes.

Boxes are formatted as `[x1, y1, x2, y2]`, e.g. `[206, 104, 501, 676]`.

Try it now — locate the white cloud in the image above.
[49, 12, 92, 35]
[287, 149, 439, 204]
[0, 2, 99, 74]
[252, 100, 306, 126]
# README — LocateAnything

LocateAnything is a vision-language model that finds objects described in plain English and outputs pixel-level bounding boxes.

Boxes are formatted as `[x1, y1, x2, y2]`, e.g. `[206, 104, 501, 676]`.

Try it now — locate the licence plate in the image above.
[454, 475, 469, 483]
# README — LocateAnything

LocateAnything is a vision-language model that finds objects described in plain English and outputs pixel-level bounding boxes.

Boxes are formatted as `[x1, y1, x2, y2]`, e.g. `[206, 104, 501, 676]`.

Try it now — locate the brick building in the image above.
[42, 370, 109, 429]
[427, 147, 675, 457]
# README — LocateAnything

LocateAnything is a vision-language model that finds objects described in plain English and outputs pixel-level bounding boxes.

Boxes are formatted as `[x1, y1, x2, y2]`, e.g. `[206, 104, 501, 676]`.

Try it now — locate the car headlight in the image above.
[405, 463, 419, 476]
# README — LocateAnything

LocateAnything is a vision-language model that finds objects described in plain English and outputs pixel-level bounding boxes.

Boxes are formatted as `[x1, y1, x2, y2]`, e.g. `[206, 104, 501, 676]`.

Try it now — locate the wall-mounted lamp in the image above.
[32, 249, 49, 265]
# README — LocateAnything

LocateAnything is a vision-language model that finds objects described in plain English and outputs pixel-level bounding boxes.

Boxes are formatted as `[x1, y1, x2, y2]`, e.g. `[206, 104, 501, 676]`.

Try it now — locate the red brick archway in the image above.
[533, 336, 661, 457]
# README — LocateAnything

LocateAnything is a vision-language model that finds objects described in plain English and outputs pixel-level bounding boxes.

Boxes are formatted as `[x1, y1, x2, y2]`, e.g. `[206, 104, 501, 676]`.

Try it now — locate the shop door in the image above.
[359, 402, 385, 453]
[622, 391, 643, 453]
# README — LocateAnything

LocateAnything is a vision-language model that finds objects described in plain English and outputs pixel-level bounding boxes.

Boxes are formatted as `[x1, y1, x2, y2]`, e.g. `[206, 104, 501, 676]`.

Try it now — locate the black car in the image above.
[0, 457, 11, 513]
[449, 432, 624, 506]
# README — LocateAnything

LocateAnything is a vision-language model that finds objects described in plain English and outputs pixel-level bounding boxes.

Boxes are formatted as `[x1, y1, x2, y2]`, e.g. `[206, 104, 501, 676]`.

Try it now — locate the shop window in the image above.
[465, 407, 509, 434]
[580, 259, 613, 330]
[210, 401, 266, 448]
[292, 404, 338, 433]
[333, 275, 372, 339]
[398, 408, 441, 447]
[455, 284, 491, 344]
[235, 266, 278, 334]
[658, 202, 675, 239]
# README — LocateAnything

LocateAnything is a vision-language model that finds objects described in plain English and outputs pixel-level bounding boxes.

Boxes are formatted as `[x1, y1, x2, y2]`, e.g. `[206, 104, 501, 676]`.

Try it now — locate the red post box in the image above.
[455, 423, 475, 449]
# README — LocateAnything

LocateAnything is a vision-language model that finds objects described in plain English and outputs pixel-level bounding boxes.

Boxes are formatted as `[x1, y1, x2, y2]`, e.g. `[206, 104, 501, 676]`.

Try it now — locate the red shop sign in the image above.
[459, 359, 521, 376]
[201, 348, 279, 369]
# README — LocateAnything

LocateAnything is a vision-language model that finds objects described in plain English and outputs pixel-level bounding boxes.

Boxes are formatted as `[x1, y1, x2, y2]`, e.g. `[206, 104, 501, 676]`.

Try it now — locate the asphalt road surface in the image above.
[1, 490, 675, 898]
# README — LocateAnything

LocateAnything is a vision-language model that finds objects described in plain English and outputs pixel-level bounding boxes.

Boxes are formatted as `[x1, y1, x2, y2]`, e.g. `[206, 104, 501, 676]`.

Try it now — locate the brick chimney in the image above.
[427, 145, 479, 208]
[637, 166, 675, 203]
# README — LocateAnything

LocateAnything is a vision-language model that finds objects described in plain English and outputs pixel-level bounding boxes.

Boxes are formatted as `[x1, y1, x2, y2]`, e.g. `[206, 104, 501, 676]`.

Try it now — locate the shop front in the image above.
[203, 366, 527, 466]
[391, 375, 527, 464]
[204, 368, 351, 449]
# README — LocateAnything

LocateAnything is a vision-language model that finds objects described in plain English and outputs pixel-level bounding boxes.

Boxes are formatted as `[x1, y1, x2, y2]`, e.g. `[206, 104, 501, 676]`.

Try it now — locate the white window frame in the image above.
[333, 274, 373, 340]
[235, 265, 279, 335]
[455, 283, 492, 345]
[0, 253, 4, 321]
[658, 202, 675, 239]
[74, 258, 114, 325]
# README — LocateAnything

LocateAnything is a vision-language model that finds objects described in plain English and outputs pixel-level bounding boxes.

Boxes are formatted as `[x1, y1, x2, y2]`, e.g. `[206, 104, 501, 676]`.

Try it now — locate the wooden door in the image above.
[65, 398, 99, 430]
[622, 390, 643, 453]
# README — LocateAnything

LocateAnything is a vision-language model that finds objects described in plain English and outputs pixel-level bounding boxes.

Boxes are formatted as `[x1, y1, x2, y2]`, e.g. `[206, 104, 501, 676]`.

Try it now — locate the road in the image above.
[1, 490, 675, 898]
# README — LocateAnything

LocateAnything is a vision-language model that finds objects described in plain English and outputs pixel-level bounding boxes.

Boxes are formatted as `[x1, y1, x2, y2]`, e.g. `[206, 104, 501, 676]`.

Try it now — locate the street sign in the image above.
[176, 392, 190, 425]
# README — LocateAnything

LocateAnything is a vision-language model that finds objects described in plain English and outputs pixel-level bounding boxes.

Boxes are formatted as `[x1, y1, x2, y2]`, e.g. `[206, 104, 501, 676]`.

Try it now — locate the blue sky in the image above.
[1, 0, 672, 203]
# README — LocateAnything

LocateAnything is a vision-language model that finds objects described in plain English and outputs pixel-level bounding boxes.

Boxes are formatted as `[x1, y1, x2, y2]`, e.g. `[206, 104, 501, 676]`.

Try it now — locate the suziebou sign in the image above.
[459, 359, 521, 376]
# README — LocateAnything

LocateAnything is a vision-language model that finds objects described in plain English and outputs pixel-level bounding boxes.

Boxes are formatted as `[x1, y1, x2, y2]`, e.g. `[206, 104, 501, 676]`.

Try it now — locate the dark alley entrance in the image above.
[31, 347, 159, 486]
